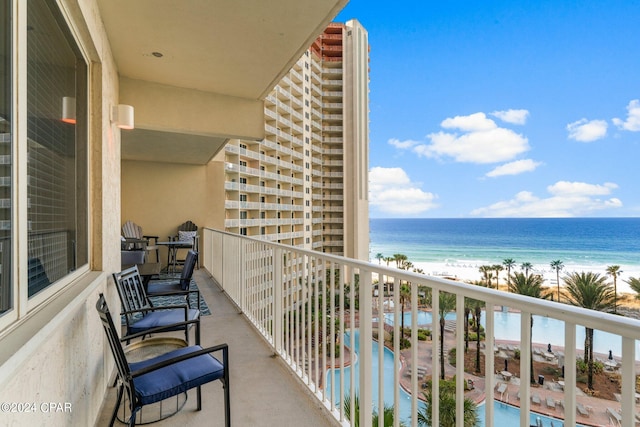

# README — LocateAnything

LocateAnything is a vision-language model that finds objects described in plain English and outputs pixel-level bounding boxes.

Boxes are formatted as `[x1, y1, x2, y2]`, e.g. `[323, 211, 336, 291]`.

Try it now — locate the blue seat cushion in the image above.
[146, 282, 185, 294]
[130, 346, 225, 405]
[129, 308, 199, 334]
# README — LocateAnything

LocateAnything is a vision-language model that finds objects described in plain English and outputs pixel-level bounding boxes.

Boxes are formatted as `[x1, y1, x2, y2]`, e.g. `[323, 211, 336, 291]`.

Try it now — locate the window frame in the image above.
[0, 0, 91, 330]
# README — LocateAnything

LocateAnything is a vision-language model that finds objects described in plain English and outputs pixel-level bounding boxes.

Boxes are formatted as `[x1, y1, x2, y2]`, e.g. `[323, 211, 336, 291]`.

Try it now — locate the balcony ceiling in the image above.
[97, 0, 347, 164]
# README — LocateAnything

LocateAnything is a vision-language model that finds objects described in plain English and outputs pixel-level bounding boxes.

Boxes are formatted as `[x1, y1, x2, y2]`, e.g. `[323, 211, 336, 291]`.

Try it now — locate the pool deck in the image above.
[397, 331, 637, 427]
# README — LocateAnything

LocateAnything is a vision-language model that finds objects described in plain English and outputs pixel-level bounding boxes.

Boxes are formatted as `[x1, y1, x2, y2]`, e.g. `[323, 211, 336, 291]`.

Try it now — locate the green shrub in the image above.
[593, 360, 604, 374]
[577, 359, 587, 373]
[417, 329, 430, 341]
[541, 366, 560, 376]
[448, 347, 457, 366]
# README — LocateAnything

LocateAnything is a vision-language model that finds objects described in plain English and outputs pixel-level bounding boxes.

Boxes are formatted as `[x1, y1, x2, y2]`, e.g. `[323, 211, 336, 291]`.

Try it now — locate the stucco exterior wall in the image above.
[0, 0, 122, 425]
[121, 160, 209, 259]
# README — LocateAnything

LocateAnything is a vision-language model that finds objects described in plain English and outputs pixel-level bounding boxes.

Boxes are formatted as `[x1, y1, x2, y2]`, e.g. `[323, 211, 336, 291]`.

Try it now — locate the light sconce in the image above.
[111, 104, 135, 130]
[61, 96, 76, 124]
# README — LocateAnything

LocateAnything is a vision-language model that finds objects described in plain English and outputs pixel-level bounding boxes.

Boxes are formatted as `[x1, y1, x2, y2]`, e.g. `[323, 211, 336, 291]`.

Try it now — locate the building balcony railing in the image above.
[202, 227, 640, 427]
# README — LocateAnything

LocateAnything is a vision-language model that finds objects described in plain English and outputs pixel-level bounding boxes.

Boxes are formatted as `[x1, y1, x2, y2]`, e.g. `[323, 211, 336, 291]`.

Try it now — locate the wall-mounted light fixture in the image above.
[61, 96, 76, 124]
[111, 104, 135, 130]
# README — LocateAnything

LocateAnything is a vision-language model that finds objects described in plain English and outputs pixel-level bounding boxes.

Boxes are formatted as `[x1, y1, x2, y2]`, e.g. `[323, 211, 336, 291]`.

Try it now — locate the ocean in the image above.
[369, 218, 640, 281]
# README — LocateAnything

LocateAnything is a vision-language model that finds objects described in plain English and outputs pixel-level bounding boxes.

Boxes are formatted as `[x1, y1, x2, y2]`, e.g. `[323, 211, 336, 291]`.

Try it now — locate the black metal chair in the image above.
[96, 294, 230, 427]
[147, 250, 199, 308]
[113, 265, 200, 344]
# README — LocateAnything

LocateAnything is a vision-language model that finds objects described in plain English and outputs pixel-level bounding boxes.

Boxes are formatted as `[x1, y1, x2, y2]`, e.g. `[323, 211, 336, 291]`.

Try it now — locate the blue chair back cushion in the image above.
[131, 346, 225, 405]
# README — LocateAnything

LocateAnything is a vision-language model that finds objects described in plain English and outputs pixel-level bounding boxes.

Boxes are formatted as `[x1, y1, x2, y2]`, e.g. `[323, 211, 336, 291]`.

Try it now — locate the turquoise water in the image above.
[325, 330, 414, 423]
[370, 217, 640, 273]
[326, 330, 583, 426]
[477, 401, 576, 427]
[384, 311, 631, 357]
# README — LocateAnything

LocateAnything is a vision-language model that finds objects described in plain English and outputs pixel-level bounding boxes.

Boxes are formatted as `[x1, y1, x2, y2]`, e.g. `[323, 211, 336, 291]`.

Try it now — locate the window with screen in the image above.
[26, 0, 88, 297]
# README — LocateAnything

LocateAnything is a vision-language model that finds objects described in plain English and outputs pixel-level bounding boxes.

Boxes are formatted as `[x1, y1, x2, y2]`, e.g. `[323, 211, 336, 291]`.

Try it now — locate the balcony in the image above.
[96, 268, 337, 427]
[101, 229, 640, 427]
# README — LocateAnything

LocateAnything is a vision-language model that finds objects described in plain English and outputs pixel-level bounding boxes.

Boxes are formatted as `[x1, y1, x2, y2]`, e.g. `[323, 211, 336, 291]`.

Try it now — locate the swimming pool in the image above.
[383, 310, 636, 357]
[326, 330, 585, 427]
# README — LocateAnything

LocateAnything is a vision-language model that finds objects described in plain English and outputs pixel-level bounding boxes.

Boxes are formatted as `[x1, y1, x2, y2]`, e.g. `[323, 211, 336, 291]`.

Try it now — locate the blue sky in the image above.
[335, 1, 640, 218]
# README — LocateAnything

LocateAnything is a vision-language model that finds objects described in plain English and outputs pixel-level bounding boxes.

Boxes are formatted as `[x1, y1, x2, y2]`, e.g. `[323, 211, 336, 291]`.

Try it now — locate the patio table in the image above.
[157, 241, 193, 273]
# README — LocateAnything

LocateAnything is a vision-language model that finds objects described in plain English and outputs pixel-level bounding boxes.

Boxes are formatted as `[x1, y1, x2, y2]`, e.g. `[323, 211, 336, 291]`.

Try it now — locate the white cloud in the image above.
[440, 112, 497, 132]
[486, 159, 542, 178]
[418, 126, 530, 164]
[369, 167, 438, 216]
[547, 181, 618, 196]
[491, 109, 530, 125]
[612, 99, 640, 131]
[470, 181, 622, 217]
[388, 138, 420, 149]
[386, 111, 530, 164]
[566, 118, 608, 142]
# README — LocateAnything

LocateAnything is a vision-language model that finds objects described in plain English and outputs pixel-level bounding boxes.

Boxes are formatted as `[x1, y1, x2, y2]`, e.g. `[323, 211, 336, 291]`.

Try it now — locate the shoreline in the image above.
[371, 259, 640, 295]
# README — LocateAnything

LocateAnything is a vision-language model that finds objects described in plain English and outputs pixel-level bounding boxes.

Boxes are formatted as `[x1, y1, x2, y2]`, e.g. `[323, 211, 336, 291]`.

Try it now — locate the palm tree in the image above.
[393, 253, 407, 269]
[492, 264, 504, 289]
[400, 260, 413, 271]
[383, 256, 393, 267]
[399, 283, 411, 341]
[375, 253, 384, 265]
[606, 265, 622, 314]
[508, 272, 550, 384]
[344, 394, 407, 427]
[563, 271, 615, 390]
[417, 379, 479, 427]
[503, 258, 516, 286]
[626, 276, 640, 298]
[478, 265, 493, 287]
[438, 292, 457, 380]
[550, 260, 564, 302]
[469, 281, 487, 373]
[520, 262, 533, 276]
[463, 298, 473, 352]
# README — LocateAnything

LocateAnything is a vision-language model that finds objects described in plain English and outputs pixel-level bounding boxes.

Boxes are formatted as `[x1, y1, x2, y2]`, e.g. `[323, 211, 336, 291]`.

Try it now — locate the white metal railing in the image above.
[202, 228, 640, 427]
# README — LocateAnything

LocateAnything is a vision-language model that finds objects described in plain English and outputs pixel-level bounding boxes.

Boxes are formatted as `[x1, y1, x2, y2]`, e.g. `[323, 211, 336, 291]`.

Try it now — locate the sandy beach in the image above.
[374, 260, 640, 296]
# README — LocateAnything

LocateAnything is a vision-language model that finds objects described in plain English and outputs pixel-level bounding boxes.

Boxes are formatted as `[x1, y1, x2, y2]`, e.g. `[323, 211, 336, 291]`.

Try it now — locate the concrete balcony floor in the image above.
[96, 269, 338, 427]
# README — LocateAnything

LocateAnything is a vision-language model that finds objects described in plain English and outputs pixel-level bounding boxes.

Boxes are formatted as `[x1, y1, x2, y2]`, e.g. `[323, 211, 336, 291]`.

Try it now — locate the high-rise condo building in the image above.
[214, 20, 370, 261]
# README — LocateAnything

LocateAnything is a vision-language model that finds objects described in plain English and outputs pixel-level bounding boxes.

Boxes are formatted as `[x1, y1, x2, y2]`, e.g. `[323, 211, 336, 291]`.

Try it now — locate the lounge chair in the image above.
[576, 402, 589, 417]
[546, 396, 556, 409]
[496, 383, 507, 400]
[606, 407, 621, 424]
[531, 393, 541, 405]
